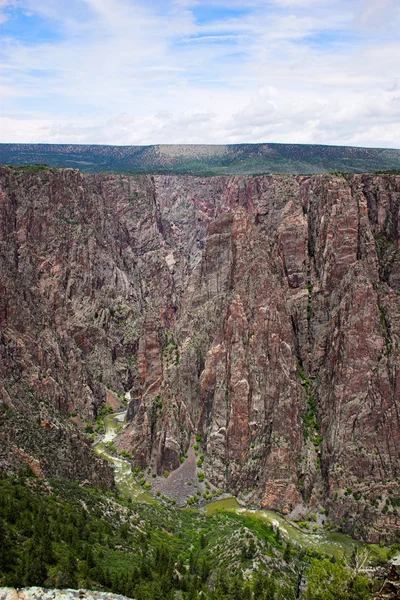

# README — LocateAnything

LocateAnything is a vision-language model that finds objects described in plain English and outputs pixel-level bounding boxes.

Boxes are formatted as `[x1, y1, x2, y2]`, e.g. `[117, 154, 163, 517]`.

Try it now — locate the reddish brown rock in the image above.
[0, 167, 399, 540]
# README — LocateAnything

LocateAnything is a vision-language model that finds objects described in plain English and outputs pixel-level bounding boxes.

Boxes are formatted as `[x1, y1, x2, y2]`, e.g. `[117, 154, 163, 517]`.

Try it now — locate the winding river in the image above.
[94, 411, 388, 561]
[205, 497, 386, 559]
[94, 411, 151, 502]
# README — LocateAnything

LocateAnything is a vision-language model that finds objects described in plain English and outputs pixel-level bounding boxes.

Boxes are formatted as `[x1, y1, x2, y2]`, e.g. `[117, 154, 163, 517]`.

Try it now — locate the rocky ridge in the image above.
[0, 166, 399, 541]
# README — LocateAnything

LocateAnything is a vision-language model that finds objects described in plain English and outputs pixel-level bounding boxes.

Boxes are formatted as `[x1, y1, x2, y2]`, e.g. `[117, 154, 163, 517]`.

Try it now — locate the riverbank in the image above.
[94, 411, 392, 563]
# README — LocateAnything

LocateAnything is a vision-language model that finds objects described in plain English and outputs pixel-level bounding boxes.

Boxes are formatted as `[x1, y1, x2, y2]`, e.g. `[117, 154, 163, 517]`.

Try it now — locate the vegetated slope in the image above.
[0, 474, 376, 599]
[0, 474, 295, 597]
[0, 166, 399, 543]
[1, 143, 400, 175]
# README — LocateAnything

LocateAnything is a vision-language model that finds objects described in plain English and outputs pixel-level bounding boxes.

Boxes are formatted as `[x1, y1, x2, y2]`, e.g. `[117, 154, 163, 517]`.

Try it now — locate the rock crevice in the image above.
[0, 168, 399, 540]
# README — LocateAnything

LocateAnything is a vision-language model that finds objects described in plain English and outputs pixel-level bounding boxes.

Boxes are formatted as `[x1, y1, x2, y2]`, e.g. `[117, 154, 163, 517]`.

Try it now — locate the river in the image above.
[93, 411, 152, 502]
[94, 411, 388, 561]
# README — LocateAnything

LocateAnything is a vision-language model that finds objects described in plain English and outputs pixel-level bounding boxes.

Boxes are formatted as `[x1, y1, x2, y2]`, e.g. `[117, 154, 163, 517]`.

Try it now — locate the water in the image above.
[205, 498, 388, 561]
[94, 414, 388, 561]
[205, 497, 241, 514]
[93, 411, 152, 502]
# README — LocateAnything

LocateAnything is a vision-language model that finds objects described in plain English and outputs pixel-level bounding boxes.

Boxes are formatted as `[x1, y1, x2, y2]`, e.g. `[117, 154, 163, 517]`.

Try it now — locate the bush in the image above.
[305, 559, 372, 600]
[119, 449, 133, 459]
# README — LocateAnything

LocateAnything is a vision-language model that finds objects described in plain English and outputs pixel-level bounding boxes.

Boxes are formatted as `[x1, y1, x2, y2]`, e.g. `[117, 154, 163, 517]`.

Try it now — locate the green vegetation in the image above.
[105, 442, 117, 454]
[9, 163, 52, 172]
[0, 473, 377, 599]
[57, 215, 78, 226]
[0, 473, 286, 597]
[163, 330, 180, 367]
[305, 558, 371, 600]
[2, 144, 400, 176]
[1, 406, 389, 599]
[119, 449, 133, 459]
[298, 362, 322, 453]
[99, 405, 114, 417]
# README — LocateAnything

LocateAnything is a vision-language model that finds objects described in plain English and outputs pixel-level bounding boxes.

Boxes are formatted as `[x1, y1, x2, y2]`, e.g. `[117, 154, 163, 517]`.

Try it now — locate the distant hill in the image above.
[1, 142, 400, 175]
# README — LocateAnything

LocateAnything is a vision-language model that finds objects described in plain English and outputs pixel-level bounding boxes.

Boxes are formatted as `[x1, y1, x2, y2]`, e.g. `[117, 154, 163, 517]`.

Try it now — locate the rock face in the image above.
[378, 558, 400, 599]
[0, 167, 399, 541]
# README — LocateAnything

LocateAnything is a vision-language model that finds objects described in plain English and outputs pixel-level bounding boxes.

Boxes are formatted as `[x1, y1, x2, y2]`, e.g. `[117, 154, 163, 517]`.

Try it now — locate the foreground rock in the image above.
[0, 167, 399, 541]
[372, 557, 400, 599]
[0, 589, 132, 600]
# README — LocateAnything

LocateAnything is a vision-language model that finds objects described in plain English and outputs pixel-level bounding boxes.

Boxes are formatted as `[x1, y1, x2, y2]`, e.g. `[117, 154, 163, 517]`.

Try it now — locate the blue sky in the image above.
[0, 0, 399, 147]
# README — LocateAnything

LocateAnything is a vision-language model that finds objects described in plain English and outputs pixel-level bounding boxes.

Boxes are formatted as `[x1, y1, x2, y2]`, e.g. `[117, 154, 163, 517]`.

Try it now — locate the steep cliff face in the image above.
[0, 166, 399, 540]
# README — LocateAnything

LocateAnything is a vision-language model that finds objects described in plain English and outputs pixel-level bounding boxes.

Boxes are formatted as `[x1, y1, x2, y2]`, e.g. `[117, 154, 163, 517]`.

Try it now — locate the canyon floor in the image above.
[0, 165, 399, 598]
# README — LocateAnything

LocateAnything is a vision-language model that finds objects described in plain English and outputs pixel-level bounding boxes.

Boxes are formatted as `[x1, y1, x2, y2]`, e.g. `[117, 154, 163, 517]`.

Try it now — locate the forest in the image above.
[0, 472, 377, 600]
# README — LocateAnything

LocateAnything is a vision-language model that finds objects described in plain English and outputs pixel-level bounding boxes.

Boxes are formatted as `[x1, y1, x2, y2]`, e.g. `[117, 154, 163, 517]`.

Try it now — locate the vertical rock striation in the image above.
[0, 167, 399, 540]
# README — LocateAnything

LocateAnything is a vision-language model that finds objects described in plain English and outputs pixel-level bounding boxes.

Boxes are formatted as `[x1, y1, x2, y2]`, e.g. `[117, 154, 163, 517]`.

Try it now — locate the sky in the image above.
[0, 0, 399, 147]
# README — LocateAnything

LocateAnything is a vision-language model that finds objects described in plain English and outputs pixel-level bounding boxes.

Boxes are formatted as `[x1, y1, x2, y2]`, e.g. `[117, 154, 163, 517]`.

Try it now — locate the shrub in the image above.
[119, 449, 133, 459]
[305, 558, 371, 600]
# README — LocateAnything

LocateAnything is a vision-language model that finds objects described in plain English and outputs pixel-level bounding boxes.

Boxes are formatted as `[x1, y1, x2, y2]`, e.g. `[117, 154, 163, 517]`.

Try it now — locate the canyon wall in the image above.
[0, 166, 399, 540]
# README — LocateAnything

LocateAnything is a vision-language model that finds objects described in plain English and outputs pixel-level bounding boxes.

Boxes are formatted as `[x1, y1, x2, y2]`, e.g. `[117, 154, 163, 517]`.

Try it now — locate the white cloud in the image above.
[357, 0, 400, 29]
[0, 0, 399, 147]
[0, 0, 17, 23]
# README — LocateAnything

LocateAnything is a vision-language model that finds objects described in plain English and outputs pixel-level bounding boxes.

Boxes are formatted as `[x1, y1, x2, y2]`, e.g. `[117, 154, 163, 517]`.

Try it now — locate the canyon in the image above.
[0, 165, 399, 543]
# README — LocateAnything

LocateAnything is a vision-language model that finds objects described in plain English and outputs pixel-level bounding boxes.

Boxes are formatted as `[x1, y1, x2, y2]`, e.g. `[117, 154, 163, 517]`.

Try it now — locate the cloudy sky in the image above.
[1, 0, 399, 147]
